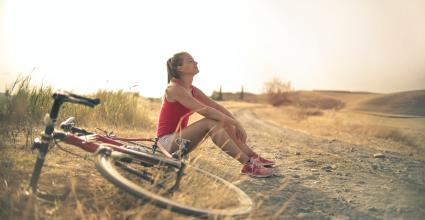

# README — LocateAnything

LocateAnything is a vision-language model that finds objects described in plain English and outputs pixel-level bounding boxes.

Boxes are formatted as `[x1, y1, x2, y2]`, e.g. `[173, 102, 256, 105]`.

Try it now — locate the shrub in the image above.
[264, 77, 292, 106]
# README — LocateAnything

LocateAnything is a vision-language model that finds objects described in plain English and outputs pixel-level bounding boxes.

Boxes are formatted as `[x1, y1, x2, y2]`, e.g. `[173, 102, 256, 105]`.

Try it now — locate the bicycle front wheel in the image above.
[95, 149, 253, 218]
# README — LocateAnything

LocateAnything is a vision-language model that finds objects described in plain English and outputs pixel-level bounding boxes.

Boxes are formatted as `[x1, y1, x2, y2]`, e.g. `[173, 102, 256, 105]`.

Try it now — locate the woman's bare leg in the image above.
[223, 125, 256, 157]
[169, 118, 250, 164]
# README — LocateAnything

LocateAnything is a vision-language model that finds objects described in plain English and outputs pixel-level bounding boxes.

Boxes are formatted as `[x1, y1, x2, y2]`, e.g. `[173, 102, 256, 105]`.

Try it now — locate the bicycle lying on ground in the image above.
[28, 91, 253, 218]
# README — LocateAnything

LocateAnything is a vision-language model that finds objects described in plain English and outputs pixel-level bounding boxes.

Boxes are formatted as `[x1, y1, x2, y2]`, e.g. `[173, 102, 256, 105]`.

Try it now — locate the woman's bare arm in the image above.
[192, 86, 235, 119]
[166, 85, 247, 143]
[166, 84, 238, 127]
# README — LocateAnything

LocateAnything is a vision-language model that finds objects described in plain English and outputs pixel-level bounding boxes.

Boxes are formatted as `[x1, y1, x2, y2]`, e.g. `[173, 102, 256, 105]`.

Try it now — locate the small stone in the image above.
[373, 153, 385, 158]
[397, 207, 409, 214]
[295, 151, 301, 155]
[304, 159, 317, 165]
[322, 165, 334, 171]
[292, 174, 300, 178]
[357, 181, 366, 184]
[332, 215, 349, 220]
[306, 175, 318, 180]
[368, 207, 378, 212]
[409, 153, 413, 157]
[322, 165, 331, 169]
[311, 168, 319, 172]
[296, 213, 307, 219]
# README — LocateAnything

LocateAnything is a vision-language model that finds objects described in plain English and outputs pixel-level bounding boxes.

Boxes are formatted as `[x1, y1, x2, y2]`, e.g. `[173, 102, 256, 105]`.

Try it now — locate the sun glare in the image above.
[3, 0, 252, 96]
[2, 0, 425, 95]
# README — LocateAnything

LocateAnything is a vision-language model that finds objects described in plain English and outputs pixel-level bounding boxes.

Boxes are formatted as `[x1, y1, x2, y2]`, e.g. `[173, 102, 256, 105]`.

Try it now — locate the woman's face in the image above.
[177, 53, 199, 76]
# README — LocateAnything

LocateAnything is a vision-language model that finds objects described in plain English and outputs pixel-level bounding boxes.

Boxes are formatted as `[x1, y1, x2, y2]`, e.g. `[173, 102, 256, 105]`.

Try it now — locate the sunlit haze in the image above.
[1, 0, 425, 97]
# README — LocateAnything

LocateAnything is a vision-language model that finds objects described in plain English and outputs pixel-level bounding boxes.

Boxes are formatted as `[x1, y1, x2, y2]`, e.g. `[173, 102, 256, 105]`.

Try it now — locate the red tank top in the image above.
[156, 82, 195, 137]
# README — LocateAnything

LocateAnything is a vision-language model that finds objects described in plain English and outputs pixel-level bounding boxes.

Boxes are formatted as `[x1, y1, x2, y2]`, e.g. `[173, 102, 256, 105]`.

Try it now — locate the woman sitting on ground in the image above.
[156, 52, 275, 178]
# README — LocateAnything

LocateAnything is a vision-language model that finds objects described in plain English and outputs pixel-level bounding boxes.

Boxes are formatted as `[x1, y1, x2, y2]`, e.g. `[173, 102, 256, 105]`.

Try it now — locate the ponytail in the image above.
[167, 58, 177, 83]
[166, 52, 187, 83]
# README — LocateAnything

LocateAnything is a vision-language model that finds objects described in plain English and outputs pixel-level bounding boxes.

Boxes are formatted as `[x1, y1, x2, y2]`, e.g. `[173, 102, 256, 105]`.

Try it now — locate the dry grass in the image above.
[312, 90, 380, 109]
[254, 105, 425, 158]
[289, 91, 346, 110]
[0, 76, 154, 147]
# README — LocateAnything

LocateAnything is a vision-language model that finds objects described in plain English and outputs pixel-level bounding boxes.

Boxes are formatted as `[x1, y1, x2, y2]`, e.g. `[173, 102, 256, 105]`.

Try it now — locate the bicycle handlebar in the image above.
[53, 91, 100, 108]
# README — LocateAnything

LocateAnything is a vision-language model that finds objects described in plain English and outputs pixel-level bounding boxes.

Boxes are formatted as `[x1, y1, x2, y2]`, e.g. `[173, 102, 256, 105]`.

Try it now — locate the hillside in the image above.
[312, 90, 381, 109]
[211, 89, 425, 117]
[355, 90, 425, 117]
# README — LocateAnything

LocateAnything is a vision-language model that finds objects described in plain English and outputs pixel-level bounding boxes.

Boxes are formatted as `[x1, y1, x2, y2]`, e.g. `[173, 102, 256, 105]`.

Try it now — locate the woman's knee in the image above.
[198, 118, 224, 132]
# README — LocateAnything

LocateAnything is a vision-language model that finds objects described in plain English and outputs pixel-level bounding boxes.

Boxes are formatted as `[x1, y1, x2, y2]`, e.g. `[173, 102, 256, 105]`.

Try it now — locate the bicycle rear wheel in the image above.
[95, 149, 253, 218]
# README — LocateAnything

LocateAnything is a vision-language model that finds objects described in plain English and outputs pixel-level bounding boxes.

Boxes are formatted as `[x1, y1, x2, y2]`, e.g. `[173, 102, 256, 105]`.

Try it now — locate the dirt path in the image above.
[200, 107, 425, 219]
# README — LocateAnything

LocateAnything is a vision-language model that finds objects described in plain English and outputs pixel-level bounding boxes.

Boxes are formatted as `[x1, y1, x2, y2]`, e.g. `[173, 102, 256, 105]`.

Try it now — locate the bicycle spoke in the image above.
[96, 152, 253, 217]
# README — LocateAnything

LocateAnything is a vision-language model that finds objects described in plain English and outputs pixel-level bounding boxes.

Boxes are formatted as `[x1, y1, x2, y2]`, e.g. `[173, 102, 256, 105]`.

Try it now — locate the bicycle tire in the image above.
[95, 149, 253, 218]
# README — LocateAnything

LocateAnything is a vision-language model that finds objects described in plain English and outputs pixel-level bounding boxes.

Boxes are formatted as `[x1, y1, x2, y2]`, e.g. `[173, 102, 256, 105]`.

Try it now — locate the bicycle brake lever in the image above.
[108, 131, 115, 138]
[60, 117, 76, 131]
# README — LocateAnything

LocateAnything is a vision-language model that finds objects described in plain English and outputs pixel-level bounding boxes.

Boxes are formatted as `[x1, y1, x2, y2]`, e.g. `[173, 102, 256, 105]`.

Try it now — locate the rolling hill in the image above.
[354, 90, 425, 117]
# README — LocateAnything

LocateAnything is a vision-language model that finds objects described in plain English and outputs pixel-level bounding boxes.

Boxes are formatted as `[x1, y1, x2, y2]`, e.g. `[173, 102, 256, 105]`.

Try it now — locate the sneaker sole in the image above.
[254, 163, 275, 168]
[240, 171, 274, 178]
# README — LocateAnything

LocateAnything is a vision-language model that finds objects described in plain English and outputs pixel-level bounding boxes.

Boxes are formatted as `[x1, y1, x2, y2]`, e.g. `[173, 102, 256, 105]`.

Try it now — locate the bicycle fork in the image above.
[28, 96, 70, 202]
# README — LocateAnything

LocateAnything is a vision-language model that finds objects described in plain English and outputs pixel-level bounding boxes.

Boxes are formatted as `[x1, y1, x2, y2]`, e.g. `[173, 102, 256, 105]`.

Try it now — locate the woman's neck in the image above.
[175, 76, 193, 90]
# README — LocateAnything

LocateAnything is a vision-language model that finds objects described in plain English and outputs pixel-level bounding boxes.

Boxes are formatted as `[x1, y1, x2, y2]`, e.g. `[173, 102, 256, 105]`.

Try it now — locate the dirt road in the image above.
[198, 106, 425, 219]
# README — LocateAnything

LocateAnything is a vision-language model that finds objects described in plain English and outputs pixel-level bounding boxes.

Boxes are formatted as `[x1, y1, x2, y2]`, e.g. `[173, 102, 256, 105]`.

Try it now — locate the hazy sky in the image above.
[1, 0, 425, 97]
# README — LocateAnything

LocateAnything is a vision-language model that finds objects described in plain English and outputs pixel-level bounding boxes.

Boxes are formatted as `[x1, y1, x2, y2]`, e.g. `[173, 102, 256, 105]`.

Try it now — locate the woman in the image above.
[156, 52, 274, 178]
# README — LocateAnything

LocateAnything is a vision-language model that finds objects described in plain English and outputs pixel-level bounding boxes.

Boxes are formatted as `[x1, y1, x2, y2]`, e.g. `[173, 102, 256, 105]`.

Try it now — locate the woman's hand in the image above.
[235, 122, 247, 143]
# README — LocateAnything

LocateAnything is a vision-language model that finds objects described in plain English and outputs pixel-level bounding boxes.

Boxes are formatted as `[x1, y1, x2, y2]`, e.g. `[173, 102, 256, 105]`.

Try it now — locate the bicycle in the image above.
[28, 91, 253, 218]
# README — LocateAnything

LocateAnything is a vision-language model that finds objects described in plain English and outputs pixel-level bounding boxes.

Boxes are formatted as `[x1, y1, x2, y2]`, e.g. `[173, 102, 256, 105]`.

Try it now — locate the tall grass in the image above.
[0, 76, 52, 145]
[0, 76, 153, 146]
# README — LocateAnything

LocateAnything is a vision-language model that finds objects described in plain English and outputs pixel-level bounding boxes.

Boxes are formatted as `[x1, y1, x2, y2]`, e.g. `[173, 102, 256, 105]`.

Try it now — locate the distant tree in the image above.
[240, 85, 244, 100]
[211, 85, 223, 100]
[264, 77, 292, 106]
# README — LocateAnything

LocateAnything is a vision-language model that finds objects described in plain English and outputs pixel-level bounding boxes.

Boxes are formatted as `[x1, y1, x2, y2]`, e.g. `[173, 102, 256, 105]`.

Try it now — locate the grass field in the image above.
[1, 82, 425, 219]
[248, 89, 425, 159]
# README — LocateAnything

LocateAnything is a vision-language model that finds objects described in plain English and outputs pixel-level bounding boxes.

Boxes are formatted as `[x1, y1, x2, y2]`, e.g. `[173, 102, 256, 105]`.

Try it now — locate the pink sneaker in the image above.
[251, 154, 275, 167]
[240, 162, 274, 178]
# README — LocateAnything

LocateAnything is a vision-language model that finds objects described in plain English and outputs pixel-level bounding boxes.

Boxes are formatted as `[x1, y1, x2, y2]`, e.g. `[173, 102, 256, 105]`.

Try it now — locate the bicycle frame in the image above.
[59, 132, 182, 168]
